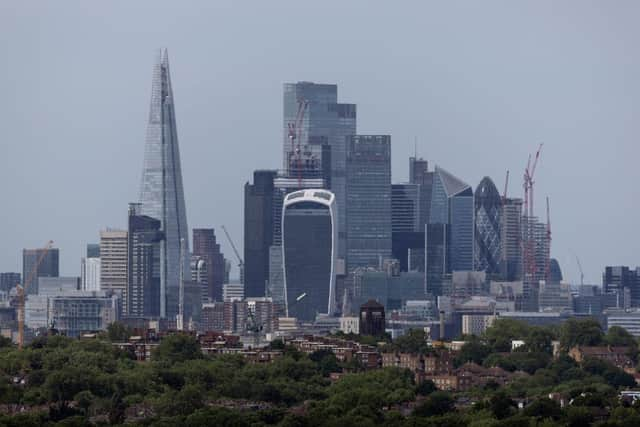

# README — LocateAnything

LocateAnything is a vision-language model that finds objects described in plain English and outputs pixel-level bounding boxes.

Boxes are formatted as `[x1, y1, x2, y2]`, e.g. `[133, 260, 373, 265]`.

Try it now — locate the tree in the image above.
[105, 322, 132, 342]
[559, 318, 604, 351]
[455, 337, 491, 366]
[525, 327, 555, 354]
[522, 398, 563, 420]
[388, 329, 431, 354]
[489, 392, 516, 419]
[483, 318, 529, 352]
[415, 380, 437, 396]
[413, 391, 455, 417]
[152, 334, 202, 364]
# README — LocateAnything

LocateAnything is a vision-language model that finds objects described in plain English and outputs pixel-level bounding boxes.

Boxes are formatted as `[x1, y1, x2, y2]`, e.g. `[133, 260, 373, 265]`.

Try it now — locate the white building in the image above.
[223, 283, 244, 302]
[339, 316, 360, 334]
[606, 310, 640, 337]
[81, 257, 101, 291]
[462, 314, 496, 336]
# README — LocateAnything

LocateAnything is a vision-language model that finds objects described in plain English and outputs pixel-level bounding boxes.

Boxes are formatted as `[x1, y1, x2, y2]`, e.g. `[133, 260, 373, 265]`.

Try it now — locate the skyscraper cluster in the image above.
[245, 81, 563, 322]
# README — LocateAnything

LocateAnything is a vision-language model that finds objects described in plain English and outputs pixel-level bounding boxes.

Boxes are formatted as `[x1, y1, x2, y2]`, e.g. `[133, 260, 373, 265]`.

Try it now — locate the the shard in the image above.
[139, 49, 190, 319]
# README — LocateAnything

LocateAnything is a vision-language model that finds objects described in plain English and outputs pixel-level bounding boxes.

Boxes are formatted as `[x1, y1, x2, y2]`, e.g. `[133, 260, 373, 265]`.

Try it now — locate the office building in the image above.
[429, 166, 474, 272]
[127, 203, 164, 317]
[409, 157, 434, 228]
[345, 135, 392, 270]
[191, 256, 208, 303]
[269, 175, 326, 305]
[138, 49, 190, 319]
[500, 197, 523, 281]
[549, 258, 563, 284]
[22, 248, 59, 295]
[425, 223, 449, 297]
[81, 257, 101, 292]
[603, 266, 640, 307]
[200, 302, 227, 332]
[223, 283, 244, 302]
[359, 299, 385, 336]
[192, 229, 225, 301]
[100, 229, 128, 313]
[49, 291, 118, 337]
[538, 280, 571, 312]
[86, 244, 100, 258]
[521, 216, 549, 311]
[244, 170, 277, 298]
[474, 177, 502, 275]
[0, 273, 20, 293]
[353, 268, 426, 310]
[283, 82, 356, 262]
[282, 189, 337, 321]
[392, 183, 424, 273]
[38, 277, 80, 296]
[606, 310, 640, 337]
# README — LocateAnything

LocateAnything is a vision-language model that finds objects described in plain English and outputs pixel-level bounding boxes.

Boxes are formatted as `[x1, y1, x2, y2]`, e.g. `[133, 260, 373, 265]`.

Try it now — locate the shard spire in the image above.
[139, 49, 190, 319]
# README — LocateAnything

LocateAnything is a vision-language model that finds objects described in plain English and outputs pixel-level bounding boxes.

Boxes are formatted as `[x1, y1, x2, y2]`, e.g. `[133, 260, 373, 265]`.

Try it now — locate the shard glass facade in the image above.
[139, 49, 190, 319]
[474, 177, 502, 274]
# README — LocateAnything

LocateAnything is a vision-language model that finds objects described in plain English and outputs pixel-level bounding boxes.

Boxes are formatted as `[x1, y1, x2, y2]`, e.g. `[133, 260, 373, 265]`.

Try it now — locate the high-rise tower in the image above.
[139, 49, 190, 319]
[474, 177, 502, 275]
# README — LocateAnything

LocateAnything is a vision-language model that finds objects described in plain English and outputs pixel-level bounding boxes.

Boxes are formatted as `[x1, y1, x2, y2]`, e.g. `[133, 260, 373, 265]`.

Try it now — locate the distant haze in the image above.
[1, 1, 638, 285]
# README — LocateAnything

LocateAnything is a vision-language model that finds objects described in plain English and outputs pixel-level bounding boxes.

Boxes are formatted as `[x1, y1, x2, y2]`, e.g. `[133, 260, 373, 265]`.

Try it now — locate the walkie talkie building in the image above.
[282, 189, 337, 321]
[139, 49, 190, 319]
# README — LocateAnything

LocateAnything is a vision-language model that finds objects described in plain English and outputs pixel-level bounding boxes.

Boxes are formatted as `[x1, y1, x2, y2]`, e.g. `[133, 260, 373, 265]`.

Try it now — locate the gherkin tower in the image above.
[139, 49, 189, 319]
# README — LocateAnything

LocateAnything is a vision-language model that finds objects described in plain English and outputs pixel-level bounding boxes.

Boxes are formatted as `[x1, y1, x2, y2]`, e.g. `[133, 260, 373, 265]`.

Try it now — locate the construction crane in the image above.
[502, 170, 509, 201]
[17, 240, 54, 349]
[221, 225, 244, 284]
[575, 255, 585, 286]
[287, 99, 308, 188]
[546, 197, 551, 280]
[522, 144, 543, 279]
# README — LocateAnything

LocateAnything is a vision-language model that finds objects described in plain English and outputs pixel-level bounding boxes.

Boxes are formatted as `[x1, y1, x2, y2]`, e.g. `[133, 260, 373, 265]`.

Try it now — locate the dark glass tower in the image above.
[283, 82, 356, 263]
[282, 189, 337, 321]
[474, 177, 502, 274]
[192, 229, 225, 301]
[391, 183, 424, 272]
[139, 49, 190, 319]
[22, 248, 59, 295]
[244, 170, 277, 298]
[345, 135, 392, 271]
[127, 203, 164, 317]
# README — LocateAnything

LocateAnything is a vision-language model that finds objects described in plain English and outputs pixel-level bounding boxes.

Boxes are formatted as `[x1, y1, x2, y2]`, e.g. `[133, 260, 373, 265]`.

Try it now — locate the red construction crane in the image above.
[287, 99, 308, 188]
[17, 240, 54, 349]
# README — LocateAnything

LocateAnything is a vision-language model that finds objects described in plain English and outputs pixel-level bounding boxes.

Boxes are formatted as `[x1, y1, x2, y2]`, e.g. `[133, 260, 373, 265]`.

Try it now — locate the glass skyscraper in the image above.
[282, 189, 337, 321]
[139, 49, 190, 319]
[474, 177, 502, 275]
[345, 135, 392, 271]
[429, 166, 474, 272]
[283, 82, 356, 263]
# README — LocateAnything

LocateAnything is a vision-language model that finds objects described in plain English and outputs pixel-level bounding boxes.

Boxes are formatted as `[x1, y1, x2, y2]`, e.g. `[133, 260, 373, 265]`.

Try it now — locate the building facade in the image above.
[429, 166, 474, 272]
[500, 197, 523, 281]
[474, 177, 502, 275]
[100, 229, 128, 314]
[127, 203, 164, 317]
[282, 189, 337, 321]
[244, 170, 277, 298]
[360, 299, 386, 336]
[345, 135, 392, 271]
[0, 273, 20, 293]
[22, 248, 59, 295]
[283, 82, 356, 263]
[603, 266, 640, 307]
[138, 49, 190, 319]
[192, 228, 225, 301]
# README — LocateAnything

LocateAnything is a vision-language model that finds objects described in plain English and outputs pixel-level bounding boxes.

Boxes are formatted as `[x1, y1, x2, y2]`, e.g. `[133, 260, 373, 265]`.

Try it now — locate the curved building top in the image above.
[284, 189, 336, 206]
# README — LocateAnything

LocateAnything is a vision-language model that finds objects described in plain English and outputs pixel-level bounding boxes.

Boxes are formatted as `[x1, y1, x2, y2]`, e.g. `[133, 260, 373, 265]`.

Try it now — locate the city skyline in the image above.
[2, 2, 640, 284]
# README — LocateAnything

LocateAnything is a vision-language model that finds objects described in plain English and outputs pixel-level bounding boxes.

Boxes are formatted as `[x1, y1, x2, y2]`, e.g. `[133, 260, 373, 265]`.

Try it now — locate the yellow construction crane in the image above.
[16, 240, 54, 349]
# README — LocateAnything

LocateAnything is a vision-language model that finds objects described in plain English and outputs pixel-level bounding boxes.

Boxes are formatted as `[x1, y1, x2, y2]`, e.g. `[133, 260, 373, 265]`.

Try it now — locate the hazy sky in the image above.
[1, 1, 638, 285]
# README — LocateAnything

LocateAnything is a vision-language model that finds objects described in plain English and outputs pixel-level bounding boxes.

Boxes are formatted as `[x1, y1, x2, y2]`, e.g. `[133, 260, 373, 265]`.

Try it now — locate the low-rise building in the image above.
[568, 346, 634, 369]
